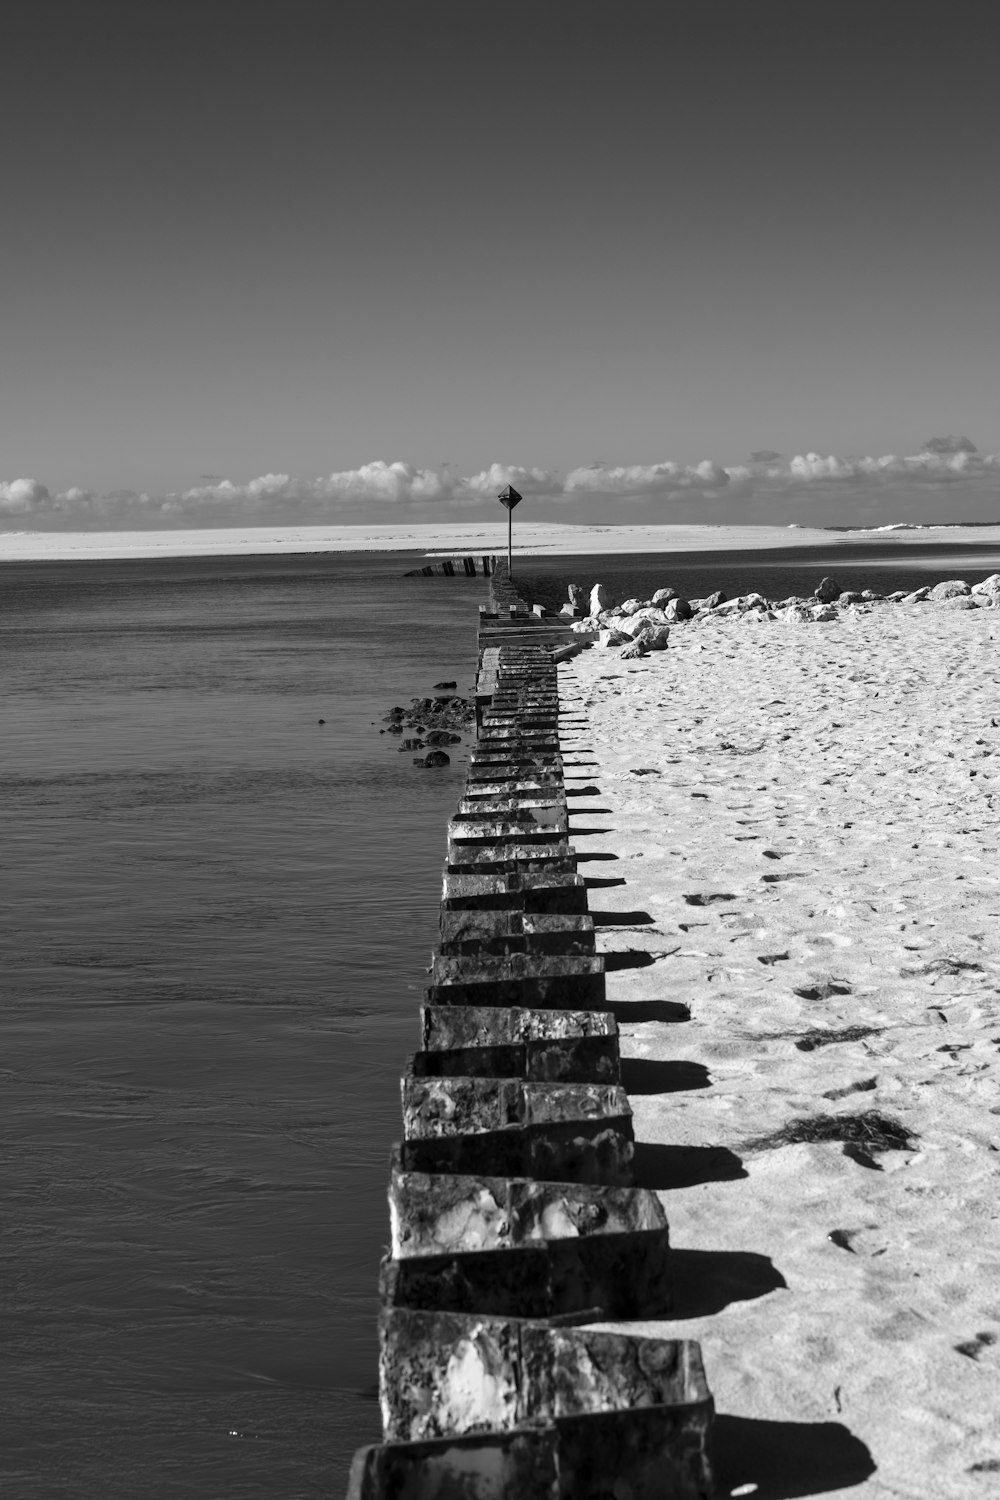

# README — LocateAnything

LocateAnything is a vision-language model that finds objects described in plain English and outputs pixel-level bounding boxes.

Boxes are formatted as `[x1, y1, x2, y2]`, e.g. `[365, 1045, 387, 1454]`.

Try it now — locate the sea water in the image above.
[0, 551, 483, 1499]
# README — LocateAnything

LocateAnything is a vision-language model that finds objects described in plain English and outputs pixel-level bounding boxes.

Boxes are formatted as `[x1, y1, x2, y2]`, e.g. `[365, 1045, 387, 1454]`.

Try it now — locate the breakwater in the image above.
[346, 561, 715, 1498]
[404, 555, 498, 577]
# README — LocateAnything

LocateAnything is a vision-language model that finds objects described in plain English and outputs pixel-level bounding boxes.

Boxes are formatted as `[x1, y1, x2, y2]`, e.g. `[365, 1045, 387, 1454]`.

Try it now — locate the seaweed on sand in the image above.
[795, 1025, 882, 1052]
[745, 1111, 916, 1169]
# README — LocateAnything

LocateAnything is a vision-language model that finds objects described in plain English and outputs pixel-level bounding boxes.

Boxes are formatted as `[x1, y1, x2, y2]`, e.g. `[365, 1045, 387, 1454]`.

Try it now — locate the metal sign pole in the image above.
[497, 484, 522, 584]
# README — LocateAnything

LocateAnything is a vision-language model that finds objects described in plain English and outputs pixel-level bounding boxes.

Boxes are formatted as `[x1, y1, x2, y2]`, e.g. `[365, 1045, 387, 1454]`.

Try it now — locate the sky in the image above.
[2, 0, 998, 530]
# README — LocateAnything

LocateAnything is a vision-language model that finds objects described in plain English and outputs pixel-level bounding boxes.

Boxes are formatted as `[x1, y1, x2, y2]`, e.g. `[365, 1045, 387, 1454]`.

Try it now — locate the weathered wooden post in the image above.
[496, 484, 522, 581]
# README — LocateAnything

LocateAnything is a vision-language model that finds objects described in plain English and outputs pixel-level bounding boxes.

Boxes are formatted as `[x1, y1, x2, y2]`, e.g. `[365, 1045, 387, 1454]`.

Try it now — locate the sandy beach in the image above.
[556, 598, 1000, 1496]
[3, 521, 1000, 564]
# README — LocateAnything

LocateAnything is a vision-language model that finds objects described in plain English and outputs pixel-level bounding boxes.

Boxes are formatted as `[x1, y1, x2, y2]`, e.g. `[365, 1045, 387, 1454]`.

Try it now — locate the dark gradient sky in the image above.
[2, 0, 998, 525]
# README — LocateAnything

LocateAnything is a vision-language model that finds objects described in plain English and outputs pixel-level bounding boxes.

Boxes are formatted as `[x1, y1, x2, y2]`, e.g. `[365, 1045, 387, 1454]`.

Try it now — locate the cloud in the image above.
[922, 434, 977, 454]
[461, 462, 560, 498]
[3, 439, 998, 529]
[0, 477, 51, 512]
[563, 460, 732, 499]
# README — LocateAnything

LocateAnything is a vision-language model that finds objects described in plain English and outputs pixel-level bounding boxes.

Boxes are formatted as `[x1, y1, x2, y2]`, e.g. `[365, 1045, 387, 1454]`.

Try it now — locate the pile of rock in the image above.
[380, 692, 477, 766]
[562, 572, 1000, 650]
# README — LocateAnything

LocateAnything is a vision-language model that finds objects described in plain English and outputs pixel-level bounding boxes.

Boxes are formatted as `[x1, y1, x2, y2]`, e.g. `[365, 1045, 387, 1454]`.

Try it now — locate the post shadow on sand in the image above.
[607, 999, 691, 1024]
[620, 1058, 711, 1094]
[632, 1142, 747, 1191]
[668, 1248, 787, 1319]
[710, 1415, 875, 1498]
[590, 909, 654, 926]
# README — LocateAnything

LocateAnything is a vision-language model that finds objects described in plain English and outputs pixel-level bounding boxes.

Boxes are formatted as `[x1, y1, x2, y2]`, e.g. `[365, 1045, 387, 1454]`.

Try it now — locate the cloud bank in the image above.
[3, 439, 997, 529]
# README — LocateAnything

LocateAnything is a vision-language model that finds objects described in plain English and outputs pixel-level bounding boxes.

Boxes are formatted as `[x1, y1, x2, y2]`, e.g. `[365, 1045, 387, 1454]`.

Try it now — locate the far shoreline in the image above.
[3, 520, 1000, 566]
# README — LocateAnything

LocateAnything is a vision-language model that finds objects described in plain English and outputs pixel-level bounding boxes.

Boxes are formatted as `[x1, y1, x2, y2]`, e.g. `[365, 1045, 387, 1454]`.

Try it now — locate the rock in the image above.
[590, 583, 614, 615]
[620, 640, 648, 659]
[433, 681, 457, 690]
[651, 587, 677, 605]
[703, 590, 726, 609]
[861, 589, 883, 601]
[599, 629, 632, 648]
[838, 591, 866, 605]
[419, 750, 451, 767]
[813, 577, 842, 603]
[811, 603, 839, 621]
[618, 608, 668, 636]
[900, 586, 931, 603]
[619, 597, 645, 615]
[664, 597, 692, 622]
[568, 583, 586, 607]
[941, 595, 980, 609]
[570, 620, 597, 634]
[783, 604, 815, 623]
[425, 730, 461, 745]
[642, 626, 670, 651]
[886, 590, 909, 602]
[928, 579, 971, 599]
[400, 738, 426, 750]
[972, 573, 1000, 596]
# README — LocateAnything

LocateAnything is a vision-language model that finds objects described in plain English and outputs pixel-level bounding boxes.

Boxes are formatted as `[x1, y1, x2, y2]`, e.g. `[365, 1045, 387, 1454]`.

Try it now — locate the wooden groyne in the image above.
[346, 561, 715, 1498]
[404, 555, 498, 577]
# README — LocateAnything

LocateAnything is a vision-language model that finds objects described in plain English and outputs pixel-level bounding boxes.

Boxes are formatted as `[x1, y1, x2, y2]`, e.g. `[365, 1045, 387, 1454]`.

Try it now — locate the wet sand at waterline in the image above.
[559, 604, 1000, 1497]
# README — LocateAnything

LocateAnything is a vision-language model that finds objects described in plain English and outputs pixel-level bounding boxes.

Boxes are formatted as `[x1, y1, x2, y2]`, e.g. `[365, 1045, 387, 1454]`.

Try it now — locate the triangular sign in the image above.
[497, 485, 523, 510]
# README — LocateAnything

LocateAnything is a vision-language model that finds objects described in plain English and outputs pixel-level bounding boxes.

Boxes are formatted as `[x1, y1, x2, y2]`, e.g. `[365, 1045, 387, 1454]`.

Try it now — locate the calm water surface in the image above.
[0, 552, 482, 1499]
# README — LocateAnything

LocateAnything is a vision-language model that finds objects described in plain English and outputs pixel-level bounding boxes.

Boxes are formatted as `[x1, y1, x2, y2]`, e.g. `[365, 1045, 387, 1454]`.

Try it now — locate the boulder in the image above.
[783, 605, 815, 623]
[643, 626, 670, 651]
[650, 587, 677, 606]
[860, 589, 883, 601]
[619, 597, 645, 615]
[838, 591, 866, 605]
[900, 587, 931, 604]
[811, 603, 839, 622]
[886, 591, 909, 602]
[928, 579, 971, 600]
[620, 640, 648, 659]
[619, 607, 670, 635]
[570, 619, 598, 634]
[419, 750, 451, 767]
[590, 583, 614, 615]
[941, 595, 980, 610]
[599, 628, 633, 648]
[664, 597, 692, 622]
[813, 577, 842, 603]
[971, 573, 1000, 597]
[568, 583, 586, 607]
[703, 590, 726, 609]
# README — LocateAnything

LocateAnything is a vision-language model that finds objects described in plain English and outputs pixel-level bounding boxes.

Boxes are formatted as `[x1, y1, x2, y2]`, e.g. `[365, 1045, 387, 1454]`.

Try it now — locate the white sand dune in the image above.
[3, 521, 1000, 563]
[559, 604, 1000, 1497]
